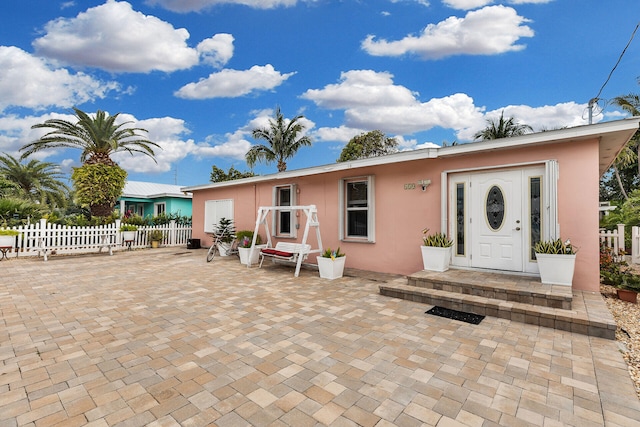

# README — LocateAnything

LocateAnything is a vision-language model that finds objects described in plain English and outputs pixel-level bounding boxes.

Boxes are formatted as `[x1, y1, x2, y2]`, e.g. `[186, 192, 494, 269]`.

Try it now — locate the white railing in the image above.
[632, 226, 640, 265]
[599, 224, 625, 256]
[0, 219, 192, 258]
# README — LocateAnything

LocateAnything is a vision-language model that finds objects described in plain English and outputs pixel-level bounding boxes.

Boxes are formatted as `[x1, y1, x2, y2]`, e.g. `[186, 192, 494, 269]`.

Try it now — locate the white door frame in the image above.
[441, 160, 558, 274]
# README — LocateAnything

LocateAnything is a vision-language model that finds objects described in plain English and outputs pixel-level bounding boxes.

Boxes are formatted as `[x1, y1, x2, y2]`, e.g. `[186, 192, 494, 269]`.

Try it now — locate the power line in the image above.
[591, 21, 640, 113]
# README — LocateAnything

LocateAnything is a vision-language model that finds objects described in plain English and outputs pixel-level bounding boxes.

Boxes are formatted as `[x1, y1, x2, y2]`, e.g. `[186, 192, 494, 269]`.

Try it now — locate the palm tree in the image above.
[21, 107, 160, 217]
[612, 93, 640, 177]
[0, 153, 69, 208]
[246, 107, 312, 172]
[474, 111, 533, 141]
[21, 107, 159, 166]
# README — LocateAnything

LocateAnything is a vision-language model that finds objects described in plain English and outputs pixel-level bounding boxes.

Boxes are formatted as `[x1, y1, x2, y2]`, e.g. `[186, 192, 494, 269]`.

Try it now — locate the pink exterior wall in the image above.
[191, 138, 602, 292]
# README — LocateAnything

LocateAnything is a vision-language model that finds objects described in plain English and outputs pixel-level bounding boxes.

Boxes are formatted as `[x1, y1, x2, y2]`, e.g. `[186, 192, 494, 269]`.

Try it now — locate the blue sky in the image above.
[0, 0, 638, 186]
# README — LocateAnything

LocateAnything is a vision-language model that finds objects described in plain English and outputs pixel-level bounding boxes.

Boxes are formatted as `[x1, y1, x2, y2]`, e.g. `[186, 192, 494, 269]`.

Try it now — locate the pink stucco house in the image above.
[184, 118, 640, 292]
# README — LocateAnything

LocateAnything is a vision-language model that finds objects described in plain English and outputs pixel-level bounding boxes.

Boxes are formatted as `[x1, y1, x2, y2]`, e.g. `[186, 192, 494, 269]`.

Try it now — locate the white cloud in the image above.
[0, 46, 119, 112]
[460, 102, 593, 140]
[313, 126, 366, 143]
[362, 5, 534, 59]
[32, 0, 222, 73]
[175, 64, 295, 99]
[197, 34, 234, 68]
[302, 69, 592, 144]
[302, 70, 417, 109]
[302, 70, 485, 136]
[444, 0, 553, 10]
[145, 0, 299, 13]
[0, 112, 80, 161]
[443, 0, 492, 10]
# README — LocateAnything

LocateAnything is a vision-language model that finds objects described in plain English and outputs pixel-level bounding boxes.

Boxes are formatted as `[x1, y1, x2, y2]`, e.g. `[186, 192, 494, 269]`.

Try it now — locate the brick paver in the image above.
[1, 248, 640, 426]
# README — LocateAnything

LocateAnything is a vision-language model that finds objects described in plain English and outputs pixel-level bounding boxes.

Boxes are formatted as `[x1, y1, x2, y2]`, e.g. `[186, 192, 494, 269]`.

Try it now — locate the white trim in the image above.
[272, 184, 297, 238]
[544, 160, 559, 240]
[339, 175, 375, 243]
[154, 202, 166, 216]
[445, 162, 551, 274]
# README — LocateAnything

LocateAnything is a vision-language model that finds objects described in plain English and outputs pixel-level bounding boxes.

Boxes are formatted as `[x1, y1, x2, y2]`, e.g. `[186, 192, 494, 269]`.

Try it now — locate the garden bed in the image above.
[601, 283, 640, 399]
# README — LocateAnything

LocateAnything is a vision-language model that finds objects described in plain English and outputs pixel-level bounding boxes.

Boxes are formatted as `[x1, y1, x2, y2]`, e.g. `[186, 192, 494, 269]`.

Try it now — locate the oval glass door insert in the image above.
[486, 185, 505, 230]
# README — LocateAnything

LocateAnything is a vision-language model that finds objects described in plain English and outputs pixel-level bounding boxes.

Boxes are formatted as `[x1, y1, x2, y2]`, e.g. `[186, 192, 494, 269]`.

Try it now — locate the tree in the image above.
[246, 107, 312, 172]
[0, 153, 69, 208]
[337, 130, 398, 162]
[21, 108, 160, 216]
[210, 165, 255, 182]
[473, 111, 533, 141]
[611, 92, 640, 192]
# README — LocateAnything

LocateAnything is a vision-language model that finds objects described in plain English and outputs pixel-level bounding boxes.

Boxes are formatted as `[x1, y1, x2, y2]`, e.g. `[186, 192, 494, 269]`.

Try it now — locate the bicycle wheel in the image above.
[206, 244, 216, 262]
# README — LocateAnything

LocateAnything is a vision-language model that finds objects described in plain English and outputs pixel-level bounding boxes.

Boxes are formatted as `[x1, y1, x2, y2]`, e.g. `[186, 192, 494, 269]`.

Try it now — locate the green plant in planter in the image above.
[214, 217, 235, 244]
[236, 230, 261, 248]
[618, 271, 640, 292]
[119, 224, 138, 232]
[321, 247, 345, 259]
[148, 230, 164, 242]
[534, 238, 576, 255]
[0, 229, 20, 236]
[421, 228, 453, 247]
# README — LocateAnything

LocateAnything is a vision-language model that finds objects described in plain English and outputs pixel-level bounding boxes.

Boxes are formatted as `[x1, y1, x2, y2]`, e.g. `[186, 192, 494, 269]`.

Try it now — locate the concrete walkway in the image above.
[1, 248, 639, 426]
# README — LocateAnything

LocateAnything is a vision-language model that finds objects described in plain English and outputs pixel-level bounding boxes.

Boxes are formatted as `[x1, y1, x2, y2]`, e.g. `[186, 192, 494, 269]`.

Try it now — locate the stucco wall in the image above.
[190, 138, 601, 291]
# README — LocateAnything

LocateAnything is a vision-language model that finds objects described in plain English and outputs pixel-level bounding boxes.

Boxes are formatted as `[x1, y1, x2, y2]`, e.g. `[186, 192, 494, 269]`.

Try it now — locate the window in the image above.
[340, 176, 375, 242]
[530, 176, 542, 261]
[154, 202, 166, 217]
[455, 183, 465, 256]
[273, 185, 296, 237]
[204, 199, 234, 234]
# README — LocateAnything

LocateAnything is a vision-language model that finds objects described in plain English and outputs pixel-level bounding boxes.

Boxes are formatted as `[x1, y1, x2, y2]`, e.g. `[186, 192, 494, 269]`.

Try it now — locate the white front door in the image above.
[470, 170, 523, 271]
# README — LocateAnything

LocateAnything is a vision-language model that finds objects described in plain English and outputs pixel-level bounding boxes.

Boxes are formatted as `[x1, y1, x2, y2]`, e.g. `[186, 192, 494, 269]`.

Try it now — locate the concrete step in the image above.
[379, 277, 616, 340]
[408, 269, 573, 309]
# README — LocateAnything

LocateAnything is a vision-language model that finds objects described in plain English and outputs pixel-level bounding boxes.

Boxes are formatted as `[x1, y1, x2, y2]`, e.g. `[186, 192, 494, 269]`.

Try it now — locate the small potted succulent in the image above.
[317, 247, 346, 280]
[534, 238, 577, 286]
[421, 228, 453, 272]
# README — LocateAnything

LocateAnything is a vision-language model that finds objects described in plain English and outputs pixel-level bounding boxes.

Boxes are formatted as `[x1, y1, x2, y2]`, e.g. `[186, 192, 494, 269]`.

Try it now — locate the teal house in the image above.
[118, 181, 192, 218]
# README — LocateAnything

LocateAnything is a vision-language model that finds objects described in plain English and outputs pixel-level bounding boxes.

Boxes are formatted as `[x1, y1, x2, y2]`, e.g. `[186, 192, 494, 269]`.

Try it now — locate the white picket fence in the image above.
[599, 223, 640, 264]
[0, 219, 192, 258]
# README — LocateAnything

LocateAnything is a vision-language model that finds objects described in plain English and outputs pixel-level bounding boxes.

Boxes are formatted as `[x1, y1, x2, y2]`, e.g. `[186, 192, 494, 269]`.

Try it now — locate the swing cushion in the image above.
[260, 248, 294, 258]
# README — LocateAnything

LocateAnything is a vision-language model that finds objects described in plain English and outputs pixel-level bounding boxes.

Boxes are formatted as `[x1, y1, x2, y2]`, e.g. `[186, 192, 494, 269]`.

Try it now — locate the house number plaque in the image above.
[404, 183, 416, 190]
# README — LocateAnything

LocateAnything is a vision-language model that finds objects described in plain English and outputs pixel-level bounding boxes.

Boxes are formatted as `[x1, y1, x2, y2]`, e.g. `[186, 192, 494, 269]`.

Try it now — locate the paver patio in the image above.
[1, 247, 640, 426]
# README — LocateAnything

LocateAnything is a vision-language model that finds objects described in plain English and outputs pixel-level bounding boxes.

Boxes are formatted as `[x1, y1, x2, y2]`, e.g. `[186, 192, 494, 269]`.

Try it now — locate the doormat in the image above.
[426, 306, 485, 325]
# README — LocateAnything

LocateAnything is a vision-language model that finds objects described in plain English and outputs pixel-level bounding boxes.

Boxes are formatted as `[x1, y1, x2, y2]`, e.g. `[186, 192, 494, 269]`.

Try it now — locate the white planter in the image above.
[421, 246, 452, 272]
[239, 245, 266, 265]
[535, 253, 576, 286]
[317, 256, 346, 280]
[217, 242, 232, 257]
[0, 235, 16, 247]
[122, 231, 136, 241]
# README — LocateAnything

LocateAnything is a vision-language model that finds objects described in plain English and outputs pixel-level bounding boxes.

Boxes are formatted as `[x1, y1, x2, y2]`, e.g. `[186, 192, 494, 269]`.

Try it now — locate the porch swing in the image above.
[247, 204, 323, 277]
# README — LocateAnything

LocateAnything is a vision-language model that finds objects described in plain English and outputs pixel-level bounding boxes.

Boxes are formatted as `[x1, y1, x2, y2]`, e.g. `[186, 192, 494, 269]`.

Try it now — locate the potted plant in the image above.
[148, 229, 164, 248]
[214, 217, 235, 257]
[534, 238, 577, 286]
[615, 270, 640, 303]
[120, 224, 138, 242]
[317, 247, 346, 280]
[421, 228, 453, 272]
[236, 230, 263, 265]
[0, 229, 20, 248]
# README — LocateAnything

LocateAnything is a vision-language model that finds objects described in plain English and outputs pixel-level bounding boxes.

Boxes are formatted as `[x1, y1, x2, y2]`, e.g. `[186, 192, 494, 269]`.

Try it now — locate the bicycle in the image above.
[206, 225, 239, 262]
